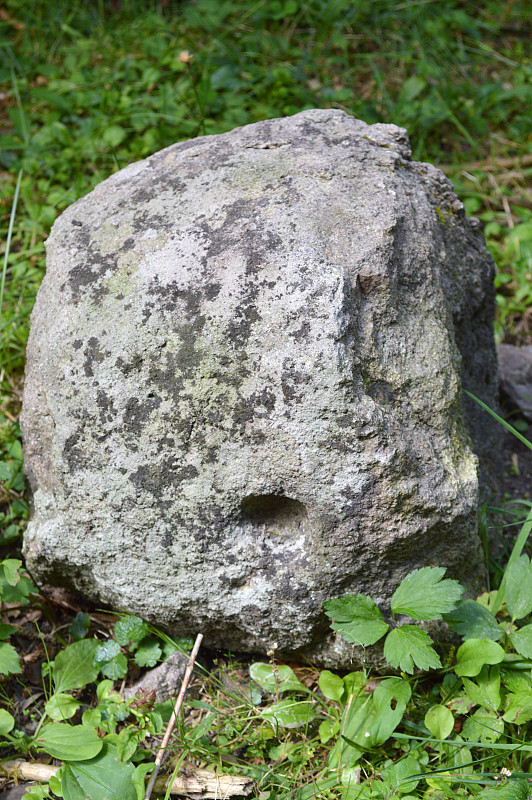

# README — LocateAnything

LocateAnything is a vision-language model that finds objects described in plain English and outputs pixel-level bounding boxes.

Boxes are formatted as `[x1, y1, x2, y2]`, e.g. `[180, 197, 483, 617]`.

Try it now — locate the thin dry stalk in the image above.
[144, 631, 203, 800]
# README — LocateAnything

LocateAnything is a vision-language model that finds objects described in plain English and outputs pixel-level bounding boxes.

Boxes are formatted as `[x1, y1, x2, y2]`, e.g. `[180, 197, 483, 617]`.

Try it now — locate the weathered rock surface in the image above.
[123, 650, 188, 703]
[22, 109, 500, 667]
[497, 344, 532, 422]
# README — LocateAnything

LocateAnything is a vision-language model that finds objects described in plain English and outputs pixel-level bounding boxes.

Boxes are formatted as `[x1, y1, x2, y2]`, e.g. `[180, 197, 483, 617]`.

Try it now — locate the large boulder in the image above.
[22, 109, 499, 666]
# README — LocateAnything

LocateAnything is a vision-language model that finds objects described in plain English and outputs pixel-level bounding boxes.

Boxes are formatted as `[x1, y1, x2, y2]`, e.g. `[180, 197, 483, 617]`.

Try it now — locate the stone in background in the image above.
[22, 109, 499, 667]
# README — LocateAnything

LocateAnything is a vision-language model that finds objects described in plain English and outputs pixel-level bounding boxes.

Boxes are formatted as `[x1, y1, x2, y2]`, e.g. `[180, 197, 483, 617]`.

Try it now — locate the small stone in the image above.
[123, 650, 188, 703]
[497, 344, 532, 421]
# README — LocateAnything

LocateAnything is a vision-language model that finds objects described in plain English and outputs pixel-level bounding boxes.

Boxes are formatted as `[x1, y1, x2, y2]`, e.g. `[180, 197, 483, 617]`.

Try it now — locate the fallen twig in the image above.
[0, 759, 254, 797]
[144, 631, 203, 800]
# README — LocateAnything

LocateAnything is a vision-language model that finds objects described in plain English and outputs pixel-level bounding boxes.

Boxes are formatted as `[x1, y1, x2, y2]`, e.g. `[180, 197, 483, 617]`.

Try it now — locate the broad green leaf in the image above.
[102, 125, 127, 148]
[1, 558, 21, 585]
[503, 691, 532, 724]
[478, 778, 529, 799]
[132, 763, 153, 800]
[0, 708, 14, 734]
[370, 677, 412, 745]
[390, 567, 463, 620]
[447, 692, 475, 714]
[117, 727, 141, 762]
[424, 705, 454, 739]
[69, 612, 91, 641]
[36, 722, 103, 761]
[318, 670, 345, 702]
[462, 707, 504, 743]
[462, 665, 501, 713]
[0, 641, 21, 675]
[260, 699, 316, 729]
[134, 637, 161, 668]
[53, 639, 100, 694]
[250, 662, 304, 694]
[319, 718, 340, 744]
[455, 639, 505, 677]
[0, 572, 35, 604]
[383, 625, 441, 673]
[0, 623, 17, 640]
[114, 616, 150, 647]
[323, 594, 389, 645]
[400, 76, 427, 102]
[45, 693, 80, 721]
[94, 641, 128, 679]
[382, 756, 421, 794]
[61, 742, 136, 800]
[19, 786, 50, 800]
[505, 555, 532, 620]
[510, 623, 532, 659]
[444, 599, 503, 641]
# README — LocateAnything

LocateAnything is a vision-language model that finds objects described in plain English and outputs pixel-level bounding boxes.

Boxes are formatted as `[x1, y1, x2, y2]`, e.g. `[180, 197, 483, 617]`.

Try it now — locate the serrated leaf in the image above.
[444, 599, 503, 641]
[510, 623, 532, 659]
[505, 555, 532, 620]
[1, 558, 21, 585]
[45, 692, 80, 721]
[383, 625, 441, 673]
[390, 567, 463, 620]
[462, 665, 501, 713]
[462, 707, 504, 743]
[114, 616, 150, 647]
[53, 639, 100, 694]
[61, 742, 136, 800]
[250, 662, 304, 694]
[0, 641, 21, 675]
[425, 705, 454, 739]
[323, 594, 389, 645]
[134, 637, 162, 668]
[260, 699, 316, 729]
[454, 639, 505, 677]
[0, 623, 17, 640]
[0, 708, 14, 734]
[503, 691, 532, 724]
[36, 722, 103, 760]
[318, 670, 345, 702]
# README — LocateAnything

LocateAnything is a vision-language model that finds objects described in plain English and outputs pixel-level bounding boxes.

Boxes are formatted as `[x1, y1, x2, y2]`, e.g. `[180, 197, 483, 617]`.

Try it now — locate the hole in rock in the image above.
[240, 494, 307, 527]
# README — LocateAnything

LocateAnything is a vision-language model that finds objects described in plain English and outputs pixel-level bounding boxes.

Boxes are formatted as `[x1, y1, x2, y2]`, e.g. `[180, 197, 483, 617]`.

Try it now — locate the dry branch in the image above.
[0, 759, 254, 797]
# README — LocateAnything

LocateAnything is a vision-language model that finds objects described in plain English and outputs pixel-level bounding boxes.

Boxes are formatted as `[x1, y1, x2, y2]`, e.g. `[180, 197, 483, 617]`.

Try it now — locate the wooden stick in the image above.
[144, 632, 203, 800]
[0, 759, 253, 797]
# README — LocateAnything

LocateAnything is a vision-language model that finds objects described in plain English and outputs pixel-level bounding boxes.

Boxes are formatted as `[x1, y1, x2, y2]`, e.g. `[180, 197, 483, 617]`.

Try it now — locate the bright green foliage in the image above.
[509, 623, 532, 658]
[260, 699, 316, 730]
[505, 555, 532, 620]
[384, 626, 441, 673]
[424, 705, 454, 740]
[461, 708, 504, 743]
[114, 615, 150, 648]
[52, 639, 100, 693]
[60, 742, 136, 800]
[36, 723, 103, 761]
[323, 594, 389, 646]
[44, 692, 80, 721]
[444, 599, 504, 641]
[94, 641, 128, 680]
[318, 669, 346, 703]
[390, 567, 464, 620]
[133, 636, 161, 668]
[478, 781, 530, 800]
[454, 639, 505, 677]
[0, 708, 15, 734]
[0, 640, 21, 675]
[250, 662, 305, 695]
[502, 691, 532, 724]
[462, 666, 501, 714]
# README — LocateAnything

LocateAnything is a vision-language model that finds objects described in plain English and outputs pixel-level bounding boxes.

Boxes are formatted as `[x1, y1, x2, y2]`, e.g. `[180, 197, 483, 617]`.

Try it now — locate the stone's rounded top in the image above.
[23, 110, 498, 668]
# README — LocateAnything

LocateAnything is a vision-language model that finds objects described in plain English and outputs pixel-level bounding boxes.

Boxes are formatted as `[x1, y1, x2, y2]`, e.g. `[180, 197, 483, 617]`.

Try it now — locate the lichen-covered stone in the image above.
[22, 109, 499, 667]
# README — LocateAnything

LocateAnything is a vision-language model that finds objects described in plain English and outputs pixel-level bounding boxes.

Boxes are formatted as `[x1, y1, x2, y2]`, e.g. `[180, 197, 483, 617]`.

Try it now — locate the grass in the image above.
[0, 0, 532, 797]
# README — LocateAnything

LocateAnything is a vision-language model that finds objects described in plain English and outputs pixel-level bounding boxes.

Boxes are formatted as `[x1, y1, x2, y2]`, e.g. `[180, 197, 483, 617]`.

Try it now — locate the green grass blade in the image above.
[0, 170, 23, 325]
[464, 389, 532, 452]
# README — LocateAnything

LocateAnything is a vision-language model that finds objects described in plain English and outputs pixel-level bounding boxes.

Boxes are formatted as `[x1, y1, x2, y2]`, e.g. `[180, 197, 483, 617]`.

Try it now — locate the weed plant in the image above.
[0, 1, 532, 798]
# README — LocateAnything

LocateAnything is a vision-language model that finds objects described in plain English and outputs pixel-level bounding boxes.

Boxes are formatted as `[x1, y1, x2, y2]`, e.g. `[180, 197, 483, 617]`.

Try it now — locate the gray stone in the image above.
[497, 344, 532, 421]
[123, 650, 188, 703]
[21, 109, 500, 667]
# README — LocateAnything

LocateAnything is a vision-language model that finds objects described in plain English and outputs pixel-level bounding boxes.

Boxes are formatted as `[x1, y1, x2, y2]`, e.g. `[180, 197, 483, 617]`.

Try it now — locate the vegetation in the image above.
[0, 1, 531, 797]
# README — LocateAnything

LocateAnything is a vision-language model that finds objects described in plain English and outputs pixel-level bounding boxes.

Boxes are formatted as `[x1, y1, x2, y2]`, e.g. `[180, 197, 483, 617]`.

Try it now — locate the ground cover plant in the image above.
[1, 0, 532, 797]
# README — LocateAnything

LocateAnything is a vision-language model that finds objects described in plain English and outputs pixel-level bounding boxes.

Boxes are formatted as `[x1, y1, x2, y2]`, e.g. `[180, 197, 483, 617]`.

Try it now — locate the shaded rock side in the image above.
[22, 109, 499, 667]
[498, 344, 532, 422]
